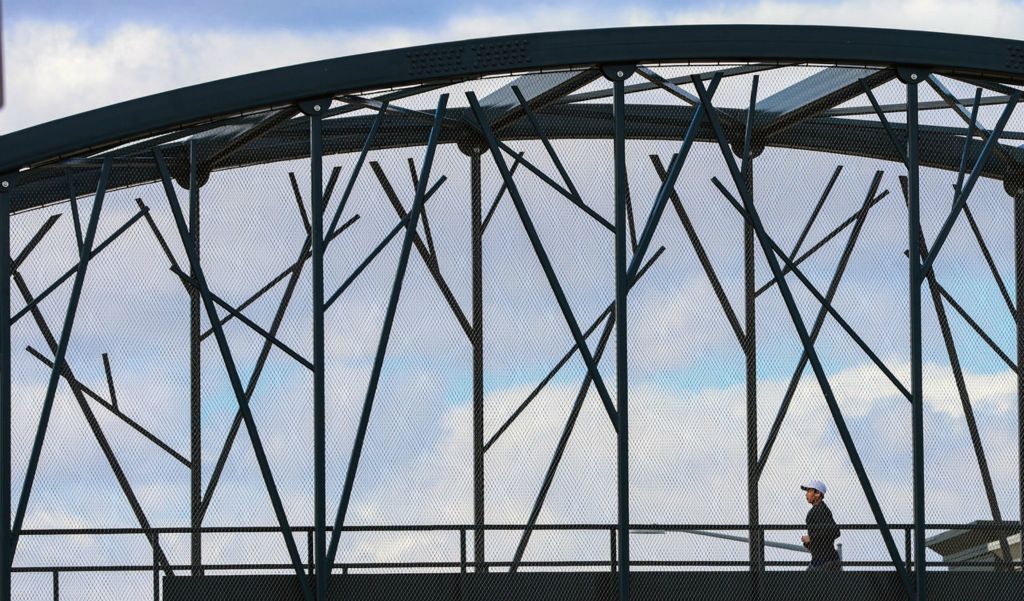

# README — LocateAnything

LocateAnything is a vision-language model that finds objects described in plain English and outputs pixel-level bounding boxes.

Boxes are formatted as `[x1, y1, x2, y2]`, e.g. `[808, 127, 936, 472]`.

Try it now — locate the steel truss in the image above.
[3, 25, 1024, 601]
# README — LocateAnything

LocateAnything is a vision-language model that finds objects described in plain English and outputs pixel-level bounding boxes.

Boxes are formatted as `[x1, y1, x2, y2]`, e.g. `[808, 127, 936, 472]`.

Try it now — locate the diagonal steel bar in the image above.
[326, 95, 449, 571]
[24, 346, 190, 466]
[169, 265, 314, 371]
[406, 158, 438, 261]
[510, 310, 617, 572]
[934, 283, 1016, 372]
[327, 104, 387, 241]
[757, 172, 883, 477]
[11, 214, 61, 271]
[467, 90, 620, 430]
[492, 139, 615, 232]
[953, 88, 983, 199]
[65, 170, 84, 253]
[11, 206, 150, 325]
[625, 73, 722, 284]
[197, 213, 359, 341]
[369, 161, 473, 338]
[860, 80, 909, 166]
[484, 248, 665, 452]
[711, 179, 913, 401]
[12, 275, 175, 577]
[650, 155, 745, 345]
[755, 188, 890, 298]
[693, 74, 913, 595]
[790, 166, 842, 260]
[323, 178, 447, 310]
[101, 353, 117, 410]
[154, 148, 313, 600]
[481, 152, 524, 234]
[961, 203, 1015, 317]
[510, 85, 588, 212]
[9, 160, 111, 560]
[921, 93, 1020, 277]
[288, 172, 313, 235]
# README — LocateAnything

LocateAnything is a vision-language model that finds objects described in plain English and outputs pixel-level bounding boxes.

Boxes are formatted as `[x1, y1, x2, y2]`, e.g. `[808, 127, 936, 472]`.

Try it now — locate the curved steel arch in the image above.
[3, 24, 1024, 177]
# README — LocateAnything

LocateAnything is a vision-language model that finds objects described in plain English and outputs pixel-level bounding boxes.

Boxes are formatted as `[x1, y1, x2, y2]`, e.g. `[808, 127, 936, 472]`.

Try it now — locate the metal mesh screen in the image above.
[4, 61, 1024, 600]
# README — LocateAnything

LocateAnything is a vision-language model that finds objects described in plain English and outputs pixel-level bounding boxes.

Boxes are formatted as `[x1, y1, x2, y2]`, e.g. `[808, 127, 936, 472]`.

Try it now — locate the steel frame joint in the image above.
[601, 64, 636, 82]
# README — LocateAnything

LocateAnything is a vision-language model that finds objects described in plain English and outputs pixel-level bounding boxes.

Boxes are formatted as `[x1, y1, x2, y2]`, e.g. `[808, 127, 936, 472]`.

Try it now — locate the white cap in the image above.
[800, 479, 827, 494]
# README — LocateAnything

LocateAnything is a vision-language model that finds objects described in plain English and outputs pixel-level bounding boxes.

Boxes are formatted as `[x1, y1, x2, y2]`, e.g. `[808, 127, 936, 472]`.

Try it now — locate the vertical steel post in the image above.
[906, 73, 926, 601]
[153, 532, 160, 601]
[188, 140, 203, 577]
[308, 104, 327, 601]
[470, 151, 486, 572]
[1016, 183, 1024, 572]
[0, 176, 12, 601]
[610, 70, 630, 601]
[742, 81, 763, 580]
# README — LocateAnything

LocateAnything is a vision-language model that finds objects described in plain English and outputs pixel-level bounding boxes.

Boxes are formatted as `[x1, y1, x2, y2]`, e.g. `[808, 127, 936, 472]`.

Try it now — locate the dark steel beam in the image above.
[905, 77, 927, 601]
[307, 102, 328, 601]
[650, 155, 745, 345]
[611, 70, 631, 601]
[470, 151, 485, 572]
[369, 162, 473, 339]
[325, 95, 449, 572]
[188, 139, 203, 577]
[742, 76, 763, 583]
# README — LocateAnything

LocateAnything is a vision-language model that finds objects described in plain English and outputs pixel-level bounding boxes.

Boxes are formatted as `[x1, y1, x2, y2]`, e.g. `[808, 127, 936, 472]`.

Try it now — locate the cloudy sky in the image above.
[3, 0, 1024, 132]
[4, 1, 1024, 598]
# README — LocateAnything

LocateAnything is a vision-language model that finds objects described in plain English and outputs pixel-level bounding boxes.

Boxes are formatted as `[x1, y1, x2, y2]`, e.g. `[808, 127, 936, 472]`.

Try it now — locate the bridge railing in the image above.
[13, 521, 1021, 600]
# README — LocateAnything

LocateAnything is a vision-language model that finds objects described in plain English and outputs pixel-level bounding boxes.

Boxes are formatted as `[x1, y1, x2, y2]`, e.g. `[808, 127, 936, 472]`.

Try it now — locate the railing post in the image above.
[52, 571, 58, 601]
[905, 527, 912, 573]
[459, 528, 467, 574]
[308, 529, 314, 576]
[153, 532, 160, 601]
[610, 528, 617, 573]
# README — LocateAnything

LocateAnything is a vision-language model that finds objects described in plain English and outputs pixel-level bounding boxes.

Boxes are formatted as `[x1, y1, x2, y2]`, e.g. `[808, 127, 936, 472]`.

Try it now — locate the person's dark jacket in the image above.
[805, 501, 841, 564]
